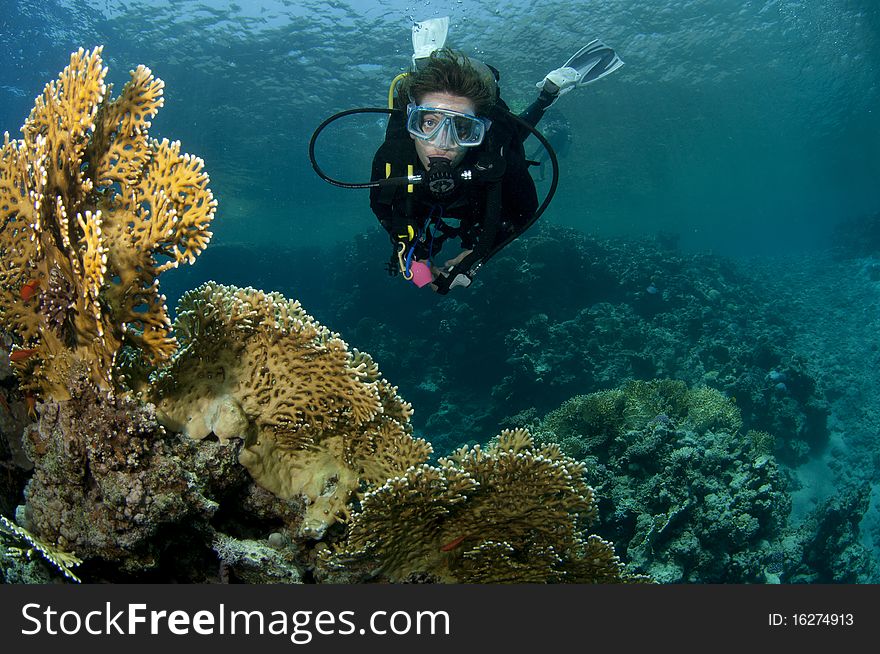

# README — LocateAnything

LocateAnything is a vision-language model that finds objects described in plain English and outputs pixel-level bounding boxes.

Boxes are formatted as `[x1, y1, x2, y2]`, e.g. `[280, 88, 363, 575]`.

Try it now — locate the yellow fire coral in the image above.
[339, 428, 640, 583]
[151, 282, 432, 537]
[0, 515, 82, 583]
[0, 46, 215, 401]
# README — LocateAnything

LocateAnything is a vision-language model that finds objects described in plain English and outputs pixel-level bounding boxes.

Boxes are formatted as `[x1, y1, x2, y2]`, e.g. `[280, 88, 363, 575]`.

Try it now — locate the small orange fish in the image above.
[19, 279, 40, 301]
[25, 392, 36, 419]
[440, 535, 466, 552]
[9, 348, 38, 363]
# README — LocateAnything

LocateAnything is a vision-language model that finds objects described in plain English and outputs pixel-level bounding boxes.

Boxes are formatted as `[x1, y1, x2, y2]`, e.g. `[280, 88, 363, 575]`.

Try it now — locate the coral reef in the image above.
[150, 282, 432, 539]
[0, 48, 639, 587]
[743, 251, 880, 581]
[7, 356, 308, 582]
[486, 231, 829, 464]
[7, 47, 851, 586]
[782, 483, 876, 583]
[212, 531, 303, 584]
[0, 47, 226, 581]
[534, 379, 791, 583]
[333, 428, 643, 584]
[194, 224, 828, 460]
[0, 46, 215, 402]
[21, 368, 221, 571]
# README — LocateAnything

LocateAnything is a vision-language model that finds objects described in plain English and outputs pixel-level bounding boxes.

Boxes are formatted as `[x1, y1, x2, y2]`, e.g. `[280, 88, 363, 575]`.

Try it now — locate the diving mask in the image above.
[406, 103, 492, 148]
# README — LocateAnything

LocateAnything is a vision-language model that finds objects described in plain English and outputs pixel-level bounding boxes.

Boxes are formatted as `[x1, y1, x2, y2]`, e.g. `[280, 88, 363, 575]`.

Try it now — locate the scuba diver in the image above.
[309, 17, 623, 294]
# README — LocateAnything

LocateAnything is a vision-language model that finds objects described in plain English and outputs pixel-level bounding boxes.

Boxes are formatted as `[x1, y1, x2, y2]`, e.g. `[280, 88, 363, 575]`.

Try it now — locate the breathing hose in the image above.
[308, 106, 559, 231]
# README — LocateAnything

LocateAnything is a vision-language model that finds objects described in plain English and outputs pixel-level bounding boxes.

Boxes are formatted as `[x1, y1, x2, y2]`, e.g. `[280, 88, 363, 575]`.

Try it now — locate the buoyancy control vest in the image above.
[370, 87, 530, 292]
[308, 61, 558, 294]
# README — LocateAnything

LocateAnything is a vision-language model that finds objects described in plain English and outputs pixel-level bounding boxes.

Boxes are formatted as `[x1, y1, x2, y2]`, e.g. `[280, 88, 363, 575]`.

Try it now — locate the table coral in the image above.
[336, 428, 641, 583]
[151, 282, 432, 538]
[0, 46, 215, 402]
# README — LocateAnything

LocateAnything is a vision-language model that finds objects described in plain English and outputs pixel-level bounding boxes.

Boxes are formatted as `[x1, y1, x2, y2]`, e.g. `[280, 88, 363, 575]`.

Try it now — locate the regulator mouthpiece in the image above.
[426, 157, 456, 198]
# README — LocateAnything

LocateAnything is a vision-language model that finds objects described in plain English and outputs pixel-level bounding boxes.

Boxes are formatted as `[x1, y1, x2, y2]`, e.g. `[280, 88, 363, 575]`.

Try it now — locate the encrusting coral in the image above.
[534, 379, 790, 583]
[0, 46, 216, 402]
[19, 370, 222, 570]
[150, 282, 432, 538]
[335, 428, 643, 583]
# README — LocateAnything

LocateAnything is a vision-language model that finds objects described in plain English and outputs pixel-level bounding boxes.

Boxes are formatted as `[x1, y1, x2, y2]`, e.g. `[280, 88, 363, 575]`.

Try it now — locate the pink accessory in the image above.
[410, 261, 434, 288]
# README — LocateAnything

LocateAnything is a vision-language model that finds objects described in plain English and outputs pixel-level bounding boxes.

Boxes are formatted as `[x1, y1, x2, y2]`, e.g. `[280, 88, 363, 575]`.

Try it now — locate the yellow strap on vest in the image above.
[386, 159, 415, 195]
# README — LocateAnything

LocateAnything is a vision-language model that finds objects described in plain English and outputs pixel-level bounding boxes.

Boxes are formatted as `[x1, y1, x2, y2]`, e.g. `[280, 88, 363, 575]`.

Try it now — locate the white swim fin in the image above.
[412, 16, 449, 68]
[537, 39, 624, 104]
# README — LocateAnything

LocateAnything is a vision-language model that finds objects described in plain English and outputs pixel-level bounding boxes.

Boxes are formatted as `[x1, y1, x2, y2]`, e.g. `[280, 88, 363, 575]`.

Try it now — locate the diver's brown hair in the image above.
[399, 48, 497, 116]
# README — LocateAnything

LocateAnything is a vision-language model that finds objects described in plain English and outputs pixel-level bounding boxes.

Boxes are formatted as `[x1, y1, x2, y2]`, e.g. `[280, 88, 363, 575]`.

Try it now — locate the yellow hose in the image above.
[388, 73, 408, 109]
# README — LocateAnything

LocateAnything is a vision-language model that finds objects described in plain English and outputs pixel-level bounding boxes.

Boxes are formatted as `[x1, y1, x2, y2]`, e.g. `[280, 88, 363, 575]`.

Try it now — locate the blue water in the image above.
[2, 0, 880, 582]
[3, 0, 877, 255]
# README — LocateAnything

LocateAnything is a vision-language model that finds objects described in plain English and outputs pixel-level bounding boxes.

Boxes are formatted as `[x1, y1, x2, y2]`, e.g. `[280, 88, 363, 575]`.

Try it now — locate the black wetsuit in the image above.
[370, 95, 551, 265]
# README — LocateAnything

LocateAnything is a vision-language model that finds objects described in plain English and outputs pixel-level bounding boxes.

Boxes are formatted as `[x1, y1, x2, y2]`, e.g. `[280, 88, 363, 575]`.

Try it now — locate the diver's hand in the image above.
[428, 249, 474, 293]
[443, 249, 473, 269]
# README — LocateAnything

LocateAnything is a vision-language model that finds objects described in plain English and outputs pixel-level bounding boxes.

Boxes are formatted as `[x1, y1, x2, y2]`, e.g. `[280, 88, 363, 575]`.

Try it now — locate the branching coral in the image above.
[211, 531, 303, 584]
[151, 282, 432, 538]
[337, 428, 641, 583]
[0, 46, 216, 402]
